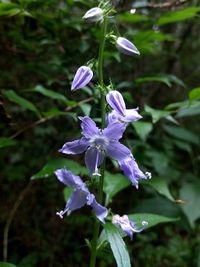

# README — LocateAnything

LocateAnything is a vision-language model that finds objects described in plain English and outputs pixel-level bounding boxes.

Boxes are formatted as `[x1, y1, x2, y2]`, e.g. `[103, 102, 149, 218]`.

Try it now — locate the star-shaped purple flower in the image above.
[55, 168, 108, 223]
[59, 116, 131, 175]
[112, 214, 148, 239]
[106, 90, 142, 124]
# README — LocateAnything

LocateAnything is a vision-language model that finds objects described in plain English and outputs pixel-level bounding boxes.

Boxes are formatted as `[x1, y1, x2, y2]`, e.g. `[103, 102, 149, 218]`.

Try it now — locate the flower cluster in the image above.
[55, 5, 150, 239]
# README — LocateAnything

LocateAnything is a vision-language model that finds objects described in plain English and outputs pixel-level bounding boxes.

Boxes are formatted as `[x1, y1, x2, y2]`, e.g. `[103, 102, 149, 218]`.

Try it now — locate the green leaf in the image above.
[132, 121, 153, 141]
[0, 137, 17, 149]
[189, 87, 200, 100]
[144, 105, 170, 123]
[0, 3, 20, 16]
[31, 85, 72, 105]
[80, 103, 91, 116]
[104, 172, 130, 205]
[163, 125, 199, 145]
[31, 158, 87, 179]
[135, 74, 185, 87]
[179, 182, 200, 228]
[176, 103, 200, 118]
[2, 90, 41, 117]
[0, 263, 17, 267]
[128, 213, 178, 229]
[117, 13, 149, 23]
[104, 223, 131, 267]
[158, 7, 200, 25]
[141, 176, 175, 202]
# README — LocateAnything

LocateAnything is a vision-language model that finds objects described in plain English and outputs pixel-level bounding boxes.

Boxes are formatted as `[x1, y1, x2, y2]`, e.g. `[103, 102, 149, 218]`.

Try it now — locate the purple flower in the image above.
[82, 7, 103, 22]
[71, 66, 93, 91]
[112, 214, 148, 239]
[55, 168, 108, 223]
[119, 157, 151, 189]
[106, 90, 142, 124]
[116, 37, 140, 56]
[59, 116, 131, 175]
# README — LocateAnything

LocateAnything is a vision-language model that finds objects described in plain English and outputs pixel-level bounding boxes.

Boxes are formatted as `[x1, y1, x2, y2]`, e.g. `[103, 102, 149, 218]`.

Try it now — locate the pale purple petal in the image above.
[90, 197, 108, 223]
[55, 168, 83, 188]
[79, 116, 99, 138]
[65, 190, 88, 211]
[103, 122, 126, 140]
[116, 37, 140, 56]
[124, 108, 142, 122]
[106, 111, 119, 125]
[59, 138, 89, 154]
[106, 90, 126, 116]
[106, 141, 131, 161]
[85, 147, 104, 175]
[82, 7, 103, 22]
[119, 157, 147, 188]
[71, 66, 93, 91]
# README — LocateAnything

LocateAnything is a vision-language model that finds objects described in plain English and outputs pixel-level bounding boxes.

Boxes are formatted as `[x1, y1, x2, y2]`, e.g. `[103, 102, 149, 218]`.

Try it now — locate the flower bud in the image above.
[71, 66, 93, 91]
[116, 37, 140, 56]
[82, 7, 103, 22]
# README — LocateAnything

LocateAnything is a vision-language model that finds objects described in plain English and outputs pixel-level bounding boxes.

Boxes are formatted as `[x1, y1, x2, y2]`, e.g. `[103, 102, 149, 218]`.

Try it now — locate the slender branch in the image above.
[3, 181, 33, 262]
[9, 97, 93, 139]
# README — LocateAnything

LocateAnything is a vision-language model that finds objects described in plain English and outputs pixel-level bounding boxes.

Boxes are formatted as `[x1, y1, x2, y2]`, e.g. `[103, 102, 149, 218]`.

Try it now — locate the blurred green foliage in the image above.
[0, 0, 200, 266]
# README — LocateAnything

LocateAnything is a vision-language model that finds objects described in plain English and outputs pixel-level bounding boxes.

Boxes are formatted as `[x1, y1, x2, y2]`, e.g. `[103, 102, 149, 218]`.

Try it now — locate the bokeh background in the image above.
[0, 0, 200, 266]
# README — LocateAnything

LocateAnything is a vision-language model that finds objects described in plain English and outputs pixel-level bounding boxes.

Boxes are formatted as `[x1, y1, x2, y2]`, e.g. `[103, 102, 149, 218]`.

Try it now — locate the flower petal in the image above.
[106, 141, 131, 161]
[119, 157, 147, 188]
[55, 168, 83, 188]
[90, 197, 108, 223]
[59, 138, 89, 154]
[71, 66, 93, 91]
[116, 37, 140, 56]
[82, 7, 103, 22]
[85, 147, 104, 175]
[103, 122, 126, 140]
[106, 90, 126, 116]
[124, 108, 142, 122]
[65, 189, 88, 212]
[79, 116, 99, 138]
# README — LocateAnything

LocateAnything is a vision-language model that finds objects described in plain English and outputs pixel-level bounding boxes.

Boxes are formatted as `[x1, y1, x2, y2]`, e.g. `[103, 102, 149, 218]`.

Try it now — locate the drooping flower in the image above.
[106, 90, 142, 124]
[119, 157, 151, 189]
[112, 214, 148, 239]
[71, 66, 93, 91]
[116, 37, 140, 56]
[82, 7, 103, 22]
[55, 168, 108, 223]
[59, 116, 131, 175]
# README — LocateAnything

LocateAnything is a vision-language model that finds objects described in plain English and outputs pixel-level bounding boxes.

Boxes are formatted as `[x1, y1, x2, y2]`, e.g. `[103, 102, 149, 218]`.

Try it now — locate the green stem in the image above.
[89, 17, 108, 267]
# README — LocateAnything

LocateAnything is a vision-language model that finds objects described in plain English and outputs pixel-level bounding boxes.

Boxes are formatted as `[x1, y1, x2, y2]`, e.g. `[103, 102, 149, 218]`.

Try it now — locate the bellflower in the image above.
[112, 214, 148, 239]
[116, 37, 140, 56]
[71, 66, 93, 91]
[106, 90, 142, 124]
[82, 7, 103, 22]
[55, 168, 108, 223]
[59, 116, 131, 175]
[119, 157, 151, 189]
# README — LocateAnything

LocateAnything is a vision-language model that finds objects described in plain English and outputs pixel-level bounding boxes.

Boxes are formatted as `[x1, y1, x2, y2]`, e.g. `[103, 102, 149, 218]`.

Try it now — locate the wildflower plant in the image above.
[55, 1, 151, 266]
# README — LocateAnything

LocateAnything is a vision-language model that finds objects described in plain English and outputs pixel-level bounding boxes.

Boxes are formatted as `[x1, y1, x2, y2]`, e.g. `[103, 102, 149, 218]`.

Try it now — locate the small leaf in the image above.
[0, 3, 20, 16]
[0, 137, 17, 149]
[80, 103, 91, 116]
[2, 90, 40, 117]
[31, 158, 87, 179]
[179, 182, 200, 228]
[128, 213, 178, 229]
[132, 121, 153, 141]
[141, 176, 175, 202]
[0, 263, 17, 267]
[189, 87, 200, 100]
[104, 223, 131, 267]
[145, 105, 170, 123]
[104, 172, 130, 205]
[117, 13, 149, 23]
[163, 125, 199, 145]
[31, 85, 72, 105]
[176, 103, 200, 118]
[158, 7, 200, 25]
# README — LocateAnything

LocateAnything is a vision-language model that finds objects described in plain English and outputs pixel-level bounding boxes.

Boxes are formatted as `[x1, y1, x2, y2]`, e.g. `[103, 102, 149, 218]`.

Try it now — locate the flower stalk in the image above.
[89, 16, 108, 267]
